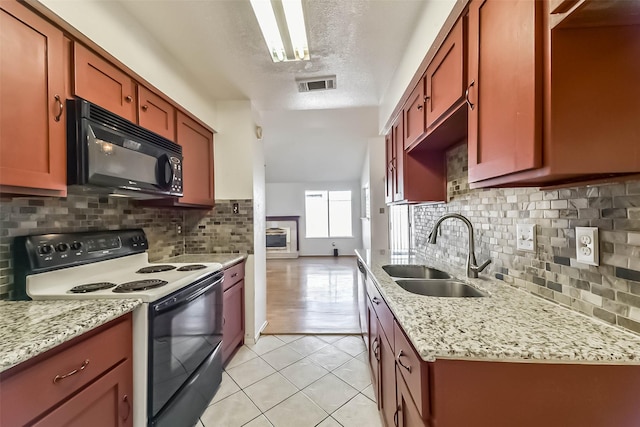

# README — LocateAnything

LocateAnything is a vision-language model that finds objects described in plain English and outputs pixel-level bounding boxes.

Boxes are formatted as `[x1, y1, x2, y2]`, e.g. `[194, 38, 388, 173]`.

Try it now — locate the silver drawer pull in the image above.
[231, 272, 238, 278]
[372, 296, 381, 305]
[53, 359, 90, 383]
[396, 350, 412, 373]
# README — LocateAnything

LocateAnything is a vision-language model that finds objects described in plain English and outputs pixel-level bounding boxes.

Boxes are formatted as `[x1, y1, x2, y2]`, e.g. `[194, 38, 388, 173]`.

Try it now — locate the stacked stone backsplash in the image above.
[0, 195, 254, 299]
[412, 142, 640, 335]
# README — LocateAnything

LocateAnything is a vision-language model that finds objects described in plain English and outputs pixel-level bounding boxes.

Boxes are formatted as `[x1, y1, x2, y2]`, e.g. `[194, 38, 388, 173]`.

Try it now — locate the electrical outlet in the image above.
[576, 227, 599, 265]
[516, 224, 536, 251]
[232, 203, 239, 214]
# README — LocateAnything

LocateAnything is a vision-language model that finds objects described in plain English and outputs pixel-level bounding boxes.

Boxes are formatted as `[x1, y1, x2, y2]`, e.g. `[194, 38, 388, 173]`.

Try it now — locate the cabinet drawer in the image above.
[366, 278, 394, 348]
[394, 320, 430, 420]
[223, 261, 245, 291]
[0, 315, 132, 427]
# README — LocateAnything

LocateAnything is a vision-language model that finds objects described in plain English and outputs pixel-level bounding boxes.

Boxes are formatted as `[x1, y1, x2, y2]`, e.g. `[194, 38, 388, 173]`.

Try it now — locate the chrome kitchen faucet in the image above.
[428, 213, 491, 279]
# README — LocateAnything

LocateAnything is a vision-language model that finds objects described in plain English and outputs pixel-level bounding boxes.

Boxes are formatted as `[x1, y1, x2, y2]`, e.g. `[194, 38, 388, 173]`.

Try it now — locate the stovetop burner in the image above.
[136, 265, 176, 274]
[69, 282, 117, 293]
[176, 264, 207, 271]
[113, 279, 168, 293]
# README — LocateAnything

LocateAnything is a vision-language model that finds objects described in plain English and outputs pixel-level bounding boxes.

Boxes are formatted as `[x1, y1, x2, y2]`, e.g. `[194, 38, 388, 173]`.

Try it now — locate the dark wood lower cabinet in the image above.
[379, 331, 397, 427]
[396, 369, 425, 427]
[221, 261, 246, 365]
[366, 297, 380, 407]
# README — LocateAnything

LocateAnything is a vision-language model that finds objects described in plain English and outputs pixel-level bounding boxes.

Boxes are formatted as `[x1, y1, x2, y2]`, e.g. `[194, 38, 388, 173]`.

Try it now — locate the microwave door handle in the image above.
[157, 154, 174, 190]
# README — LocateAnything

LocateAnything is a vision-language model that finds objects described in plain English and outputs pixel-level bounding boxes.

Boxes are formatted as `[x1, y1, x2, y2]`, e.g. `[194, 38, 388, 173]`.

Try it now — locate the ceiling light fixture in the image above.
[250, 0, 309, 62]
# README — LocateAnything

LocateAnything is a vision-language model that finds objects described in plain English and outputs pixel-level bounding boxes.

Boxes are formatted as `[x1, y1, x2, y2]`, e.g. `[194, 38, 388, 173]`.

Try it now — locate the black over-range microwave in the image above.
[66, 98, 183, 199]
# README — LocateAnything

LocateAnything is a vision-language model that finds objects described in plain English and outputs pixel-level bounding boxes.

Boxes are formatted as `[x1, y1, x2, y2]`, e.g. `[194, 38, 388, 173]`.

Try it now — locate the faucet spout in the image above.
[428, 213, 491, 279]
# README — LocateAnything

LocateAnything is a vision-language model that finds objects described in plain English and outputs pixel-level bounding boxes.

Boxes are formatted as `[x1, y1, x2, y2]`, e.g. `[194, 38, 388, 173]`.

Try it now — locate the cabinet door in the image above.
[425, 18, 465, 129]
[0, 2, 66, 195]
[222, 280, 244, 364]
[379, 330, 397, 427]
[176, 111, 214, 207]
[396, 369, 426, 427]
[366, 298, 380, 408]
[385, 132, 394, 204]
[392, 117, 404, 202]
[138, 86, 176, 141]
[33, 359, 133, 427]
[404, 78, 426, 150]
[467, 0, 542, 182]
[73, 43, 136, 122]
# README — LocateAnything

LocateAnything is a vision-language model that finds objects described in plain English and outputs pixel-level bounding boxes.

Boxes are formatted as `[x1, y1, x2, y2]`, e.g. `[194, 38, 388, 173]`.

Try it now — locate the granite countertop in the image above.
[0, 299, 141, 373]
[165, 253, 247, 269]
[356, 249, 640, 363]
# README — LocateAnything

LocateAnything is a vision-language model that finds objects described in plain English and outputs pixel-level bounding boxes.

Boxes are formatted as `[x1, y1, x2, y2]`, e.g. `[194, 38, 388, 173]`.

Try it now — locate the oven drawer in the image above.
[0, 314, 132, 427]
[223, 261, 245, 291]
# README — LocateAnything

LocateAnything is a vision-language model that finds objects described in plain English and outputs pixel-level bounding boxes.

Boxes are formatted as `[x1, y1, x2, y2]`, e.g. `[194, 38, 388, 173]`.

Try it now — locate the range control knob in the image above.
[70, 241, 83, 251]
[56, 243, 69, 252]
[38, 244, 54, 255]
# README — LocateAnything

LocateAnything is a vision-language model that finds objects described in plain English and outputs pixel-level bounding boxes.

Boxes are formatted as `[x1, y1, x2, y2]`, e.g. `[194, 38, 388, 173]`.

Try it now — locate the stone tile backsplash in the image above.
[0, 195, 253, 299]
[412, 141, 640, 336]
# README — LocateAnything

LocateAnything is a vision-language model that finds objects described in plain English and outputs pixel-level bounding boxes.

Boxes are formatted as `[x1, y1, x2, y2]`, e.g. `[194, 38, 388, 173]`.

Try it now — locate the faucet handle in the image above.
[472, 259, 491, 273]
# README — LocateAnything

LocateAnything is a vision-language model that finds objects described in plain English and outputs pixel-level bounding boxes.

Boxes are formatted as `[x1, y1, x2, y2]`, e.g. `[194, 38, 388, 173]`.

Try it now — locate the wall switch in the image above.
[516, 224, 536, 251]
[576, 227, 599, 265]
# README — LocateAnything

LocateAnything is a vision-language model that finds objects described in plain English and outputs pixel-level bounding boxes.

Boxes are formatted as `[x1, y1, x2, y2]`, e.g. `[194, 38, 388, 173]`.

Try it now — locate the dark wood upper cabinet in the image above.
[137, 85, 176, 141]
[176, 111, 215, 207]
[425, 17, 466, 130]
[73, 42, 137, 122]
[403, 78, 427, 150]
[467, 0, 543, 183]
[0, 2, 66, 196]
[393, 117, 405, 202]
[385, 131, 394, 205]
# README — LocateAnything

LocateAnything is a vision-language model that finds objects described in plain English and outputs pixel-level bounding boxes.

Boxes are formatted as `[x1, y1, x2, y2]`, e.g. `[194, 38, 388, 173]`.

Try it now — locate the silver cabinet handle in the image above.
[372, 337, 380, 361]
[465, 80, 475, 110]
[396, 350, 411, 373]
[394, 406, 400, 426]
[54, 95, 64, 122]
[372, 296, 380, 305]
[231, 272, 238, 278]
[121, 395, 131, 421]
[53, 359, 90, 383]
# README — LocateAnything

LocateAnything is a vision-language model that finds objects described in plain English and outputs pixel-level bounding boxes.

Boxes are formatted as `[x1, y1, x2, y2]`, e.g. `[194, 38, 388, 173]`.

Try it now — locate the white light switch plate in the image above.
[576, 227, 599, 265]
[516, 224, 536, 252]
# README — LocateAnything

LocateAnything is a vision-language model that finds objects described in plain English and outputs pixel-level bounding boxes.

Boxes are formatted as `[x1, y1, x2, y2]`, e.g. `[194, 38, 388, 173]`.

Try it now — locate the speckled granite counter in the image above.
[165, 253, 247, 269]
[356, 250, 640, 363]
[0, 299, 141, 373]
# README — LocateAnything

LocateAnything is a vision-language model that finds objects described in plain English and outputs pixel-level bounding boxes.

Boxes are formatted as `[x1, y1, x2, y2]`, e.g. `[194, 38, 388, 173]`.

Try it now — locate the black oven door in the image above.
[148, 271, 224, 427]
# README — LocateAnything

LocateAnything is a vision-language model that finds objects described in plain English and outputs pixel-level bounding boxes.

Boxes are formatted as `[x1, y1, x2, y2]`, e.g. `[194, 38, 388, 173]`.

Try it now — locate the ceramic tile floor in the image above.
[196, 334, 382, 427]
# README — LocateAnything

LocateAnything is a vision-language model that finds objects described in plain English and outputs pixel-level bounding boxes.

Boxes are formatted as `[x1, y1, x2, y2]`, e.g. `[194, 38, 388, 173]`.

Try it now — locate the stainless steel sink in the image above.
[395, 279, 489, 298]
[381, 264, 452, 279]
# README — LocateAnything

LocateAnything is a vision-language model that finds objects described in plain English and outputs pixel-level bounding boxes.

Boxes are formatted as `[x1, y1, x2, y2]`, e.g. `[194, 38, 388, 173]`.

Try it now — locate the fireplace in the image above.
[265, 216, 299, 259]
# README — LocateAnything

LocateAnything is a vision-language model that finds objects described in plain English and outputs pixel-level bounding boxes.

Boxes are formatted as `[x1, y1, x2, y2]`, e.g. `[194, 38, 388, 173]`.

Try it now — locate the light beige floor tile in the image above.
[242, 415, 273, 427]
[316, 334, 349, 343]
[243, 372, 298, 412]
[201, 391, 261, 427]
[286, 335, 328, 356]
[226, 345, 259, 369]
[362, 384, 377, 403]
[210, 371, 241, 404]
[246, 335, 286, 355]
[272, 334, 304, 343]
[316, 416, 343, 427]
[261, 345, 305, 371]
[226, 357, 276, 388]
[332, 358, 371, 391]
[332, 394, 382, 427]
[354, 350, 368, 364]
[279, 358, 329, 389]
[302, 373, 359, 414]
[306, 344, 353, 371]
[264, 392, 328, 427]
[333, 336, 366, 357]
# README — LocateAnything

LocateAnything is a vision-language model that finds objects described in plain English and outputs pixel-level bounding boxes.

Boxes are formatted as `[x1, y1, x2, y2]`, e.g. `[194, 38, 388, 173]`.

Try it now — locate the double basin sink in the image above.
[381, 265, 488, 298]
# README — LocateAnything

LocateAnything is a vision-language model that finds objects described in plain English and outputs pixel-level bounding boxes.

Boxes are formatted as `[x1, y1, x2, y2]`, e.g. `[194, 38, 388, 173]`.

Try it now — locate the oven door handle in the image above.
[153, 274, 223, 313]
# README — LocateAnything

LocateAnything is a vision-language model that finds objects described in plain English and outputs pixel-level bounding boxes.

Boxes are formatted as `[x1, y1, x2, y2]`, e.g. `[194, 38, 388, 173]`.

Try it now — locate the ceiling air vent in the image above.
[296, 76, 337, 92]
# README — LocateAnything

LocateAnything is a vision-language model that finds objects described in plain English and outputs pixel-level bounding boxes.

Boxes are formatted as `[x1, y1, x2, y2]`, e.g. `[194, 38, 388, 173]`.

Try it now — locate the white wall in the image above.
[266, 181, 363, 256]
[378, 0, 457, 132]
[360, 137, 389, 253]
[251, 118, 267, 341]
[38, 0, 218, 127]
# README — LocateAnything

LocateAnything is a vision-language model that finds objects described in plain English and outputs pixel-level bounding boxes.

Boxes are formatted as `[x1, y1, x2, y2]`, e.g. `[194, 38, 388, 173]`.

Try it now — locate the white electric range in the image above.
[13, 229, 225, 427]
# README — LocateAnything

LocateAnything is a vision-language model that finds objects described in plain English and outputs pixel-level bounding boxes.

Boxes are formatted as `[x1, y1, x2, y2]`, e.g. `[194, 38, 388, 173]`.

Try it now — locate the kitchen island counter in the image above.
[356, 250, 640, 363]
[0, 299, 141, 372]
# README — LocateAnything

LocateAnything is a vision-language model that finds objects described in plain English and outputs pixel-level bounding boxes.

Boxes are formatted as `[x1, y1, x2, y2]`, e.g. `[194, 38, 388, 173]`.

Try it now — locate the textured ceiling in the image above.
[117, 0, 427, 182]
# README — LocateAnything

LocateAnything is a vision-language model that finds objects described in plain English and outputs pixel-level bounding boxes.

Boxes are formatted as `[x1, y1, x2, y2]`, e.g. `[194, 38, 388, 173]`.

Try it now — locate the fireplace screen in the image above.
[266, 228, 288, 248]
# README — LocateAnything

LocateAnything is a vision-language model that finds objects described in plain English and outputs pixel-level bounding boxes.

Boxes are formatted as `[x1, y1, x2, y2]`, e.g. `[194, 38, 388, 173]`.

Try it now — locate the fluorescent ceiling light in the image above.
[250, 0, 309, 62]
